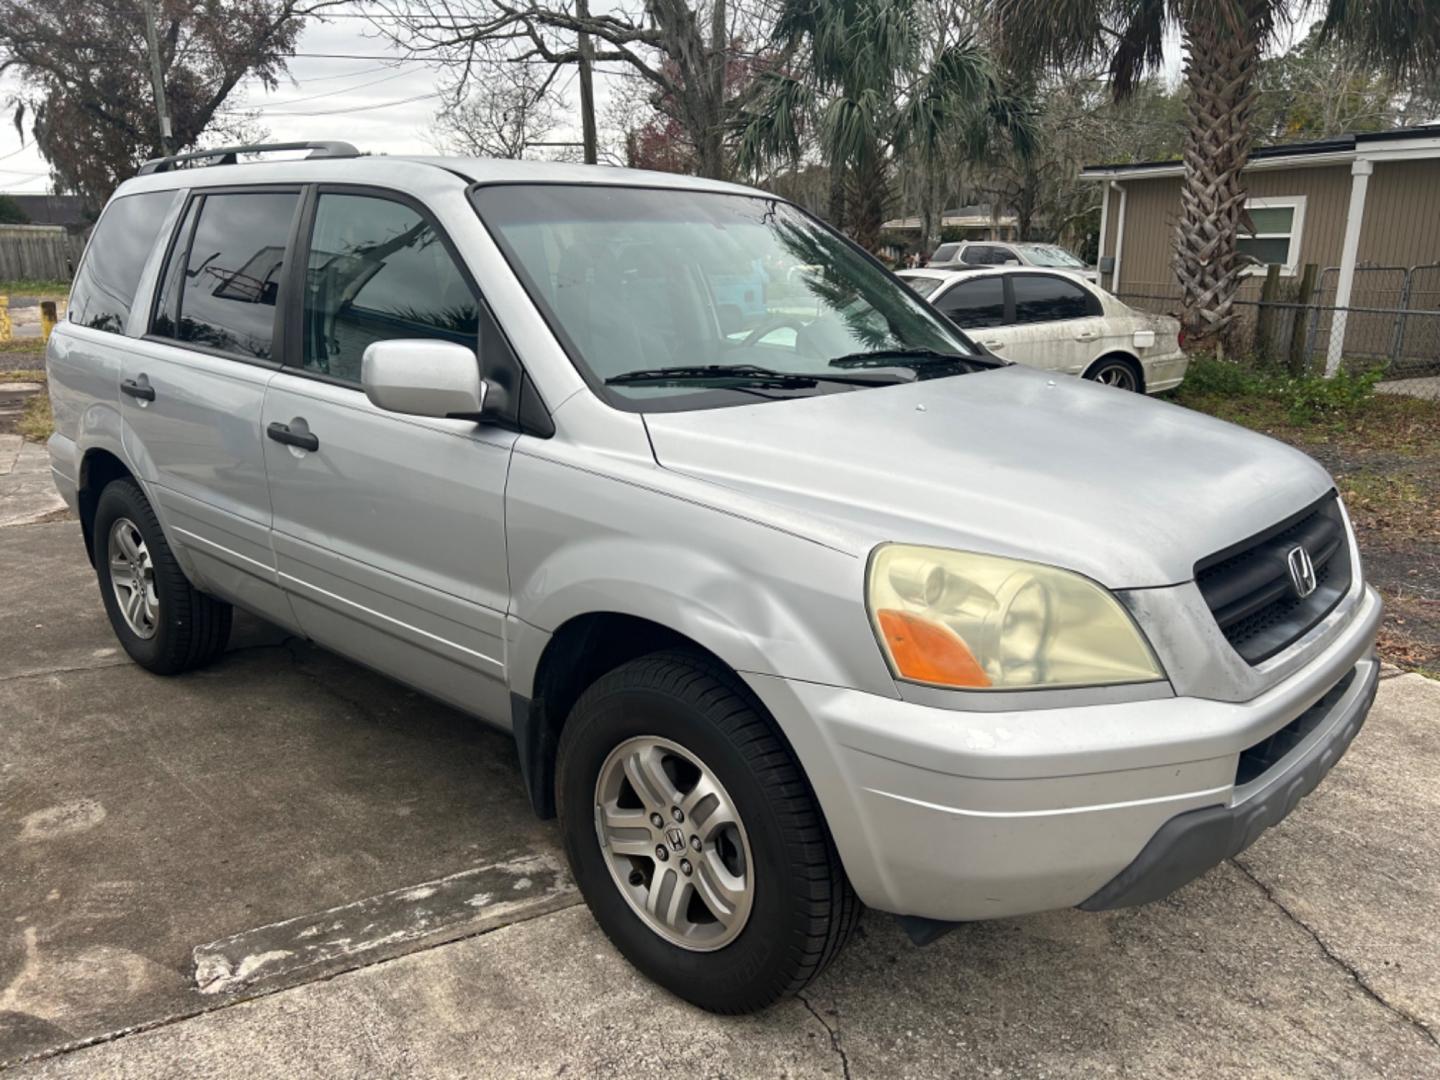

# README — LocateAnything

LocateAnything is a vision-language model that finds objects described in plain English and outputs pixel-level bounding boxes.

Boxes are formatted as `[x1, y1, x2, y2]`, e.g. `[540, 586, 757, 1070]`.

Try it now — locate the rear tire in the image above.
[556, 650, 859, 1013]
[94, 479, 232, 675]
[1085, 356, 1143, 392]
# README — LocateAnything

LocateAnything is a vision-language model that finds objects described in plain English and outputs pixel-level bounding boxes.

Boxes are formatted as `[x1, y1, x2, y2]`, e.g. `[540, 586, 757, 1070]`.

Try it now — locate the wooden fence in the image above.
[0, 224, 83, 282]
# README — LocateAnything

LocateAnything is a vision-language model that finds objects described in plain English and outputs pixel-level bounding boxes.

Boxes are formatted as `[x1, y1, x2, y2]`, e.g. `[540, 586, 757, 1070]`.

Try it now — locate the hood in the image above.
[642, 365, 1334, 588]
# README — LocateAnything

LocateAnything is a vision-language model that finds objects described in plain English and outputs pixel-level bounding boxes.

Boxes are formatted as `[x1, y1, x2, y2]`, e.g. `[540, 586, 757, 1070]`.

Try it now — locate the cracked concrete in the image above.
[3, 522, 1440, 1077]
[1230, 859, 1439, 1051]
[1, 521, 569, 1068]
[0, 437, 67, 529]
[799, 991, 853, 1080]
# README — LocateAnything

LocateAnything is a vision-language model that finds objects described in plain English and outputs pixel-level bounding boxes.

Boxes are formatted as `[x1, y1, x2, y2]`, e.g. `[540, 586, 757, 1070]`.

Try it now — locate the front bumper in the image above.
[742, 584, 1381, 923]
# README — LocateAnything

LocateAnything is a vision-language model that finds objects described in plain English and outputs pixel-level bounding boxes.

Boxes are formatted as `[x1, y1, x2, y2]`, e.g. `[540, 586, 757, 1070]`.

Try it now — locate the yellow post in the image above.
[0, 295, 10, 342]
[40, 300, 57, 342]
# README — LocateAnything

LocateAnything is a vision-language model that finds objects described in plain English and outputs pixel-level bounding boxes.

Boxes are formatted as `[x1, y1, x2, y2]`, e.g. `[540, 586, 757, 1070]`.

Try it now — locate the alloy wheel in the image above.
[1094, 363, 1138, 391]
[108, 517, 159, 639]
[593, 735, 754, 951]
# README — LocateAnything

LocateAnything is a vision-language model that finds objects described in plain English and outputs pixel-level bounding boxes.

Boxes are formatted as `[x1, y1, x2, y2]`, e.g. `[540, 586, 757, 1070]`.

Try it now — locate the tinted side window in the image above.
[1011, 274, 1094, 324]
[301, 194, 479, 384]
[936, 277, 1006, 328]
[932, 243, 959, 262]
[959, 245, 991, 265]
[154, 191, 299, 360]
[68, 191, 176, 334]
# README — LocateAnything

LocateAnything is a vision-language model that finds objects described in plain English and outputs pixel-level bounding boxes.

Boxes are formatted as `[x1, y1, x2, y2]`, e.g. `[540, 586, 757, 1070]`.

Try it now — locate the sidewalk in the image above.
[0, 432, 66, 527]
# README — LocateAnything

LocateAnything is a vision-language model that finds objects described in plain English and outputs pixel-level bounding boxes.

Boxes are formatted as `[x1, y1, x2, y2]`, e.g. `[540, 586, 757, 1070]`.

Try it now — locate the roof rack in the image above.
[137, 141, 360, 175]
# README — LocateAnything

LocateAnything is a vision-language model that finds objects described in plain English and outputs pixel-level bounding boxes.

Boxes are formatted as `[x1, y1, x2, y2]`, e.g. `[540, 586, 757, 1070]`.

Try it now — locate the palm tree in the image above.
[737, 0, 1033, 251]
[992, 0, 1440, 343]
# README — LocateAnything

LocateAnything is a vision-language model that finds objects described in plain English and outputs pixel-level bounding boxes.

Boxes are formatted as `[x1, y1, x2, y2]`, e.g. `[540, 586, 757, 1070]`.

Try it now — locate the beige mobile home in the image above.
[1080, 125, 1440, 372]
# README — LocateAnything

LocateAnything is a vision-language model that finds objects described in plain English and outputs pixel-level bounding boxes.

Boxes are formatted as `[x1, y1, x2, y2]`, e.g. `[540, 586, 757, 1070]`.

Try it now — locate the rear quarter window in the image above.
[69, 190, 178, 334]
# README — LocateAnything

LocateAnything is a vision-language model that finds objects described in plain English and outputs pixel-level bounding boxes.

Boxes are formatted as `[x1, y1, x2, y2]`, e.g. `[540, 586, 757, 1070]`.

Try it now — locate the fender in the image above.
[504, 451, 899, 702]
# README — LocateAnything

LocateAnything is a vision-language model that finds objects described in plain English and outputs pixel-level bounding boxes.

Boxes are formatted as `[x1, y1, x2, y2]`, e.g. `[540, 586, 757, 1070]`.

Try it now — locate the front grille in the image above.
[1235, 670, 1357, 785]
[1195, 493, 1352, 665]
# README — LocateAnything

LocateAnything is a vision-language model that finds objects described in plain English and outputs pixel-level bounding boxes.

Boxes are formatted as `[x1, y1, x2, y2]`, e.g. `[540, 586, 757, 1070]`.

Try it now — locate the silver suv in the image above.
[931, 240, 1099, 282]
[48, 144, 1380, 1014]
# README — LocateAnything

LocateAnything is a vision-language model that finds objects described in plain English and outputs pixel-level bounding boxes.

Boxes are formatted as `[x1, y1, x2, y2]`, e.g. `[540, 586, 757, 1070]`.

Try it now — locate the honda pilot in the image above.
[46, 143, 1380, 1013]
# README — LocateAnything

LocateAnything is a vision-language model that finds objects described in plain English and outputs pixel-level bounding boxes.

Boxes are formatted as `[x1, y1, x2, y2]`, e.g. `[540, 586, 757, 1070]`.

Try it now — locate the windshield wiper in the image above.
[605, 363, 914, 388]
[828, 348, 1002, 371]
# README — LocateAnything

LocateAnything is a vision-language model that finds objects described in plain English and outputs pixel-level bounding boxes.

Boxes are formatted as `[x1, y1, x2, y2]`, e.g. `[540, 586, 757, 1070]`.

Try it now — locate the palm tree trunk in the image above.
[852, 153, 889, 251]
[1173, 7, 1263, 345]
[828, 158, 848, 231]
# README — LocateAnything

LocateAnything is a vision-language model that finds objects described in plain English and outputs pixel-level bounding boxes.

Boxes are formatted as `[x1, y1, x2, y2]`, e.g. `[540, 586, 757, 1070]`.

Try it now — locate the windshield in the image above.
[472, 184, 980, 410]
[1017, 243, 1087, 269]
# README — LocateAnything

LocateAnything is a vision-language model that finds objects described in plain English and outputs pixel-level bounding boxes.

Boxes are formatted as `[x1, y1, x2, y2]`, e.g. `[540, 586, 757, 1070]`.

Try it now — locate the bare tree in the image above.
[432, 61, 562, 158]
[368, 0, 784, 180]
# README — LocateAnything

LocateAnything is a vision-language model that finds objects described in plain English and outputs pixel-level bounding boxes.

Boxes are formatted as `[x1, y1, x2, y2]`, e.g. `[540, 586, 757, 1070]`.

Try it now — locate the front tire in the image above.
[94, 479, 232, 675]
[556, 651, 858, 1013]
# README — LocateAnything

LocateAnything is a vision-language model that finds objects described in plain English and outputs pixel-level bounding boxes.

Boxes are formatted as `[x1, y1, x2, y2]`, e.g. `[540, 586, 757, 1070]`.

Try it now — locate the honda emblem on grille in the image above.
[1287, 545, 1317, 599]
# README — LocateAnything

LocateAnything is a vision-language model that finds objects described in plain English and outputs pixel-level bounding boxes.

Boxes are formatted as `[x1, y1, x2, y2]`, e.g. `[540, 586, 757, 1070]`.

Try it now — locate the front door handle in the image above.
[121, 378, 155, 401]
[267, 421, 319, 452]
[980, 340, 1006, 350]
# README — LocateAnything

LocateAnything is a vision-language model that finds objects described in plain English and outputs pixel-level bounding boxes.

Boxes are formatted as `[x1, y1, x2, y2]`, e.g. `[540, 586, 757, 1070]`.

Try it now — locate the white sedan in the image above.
[897, 266, 1188, 393]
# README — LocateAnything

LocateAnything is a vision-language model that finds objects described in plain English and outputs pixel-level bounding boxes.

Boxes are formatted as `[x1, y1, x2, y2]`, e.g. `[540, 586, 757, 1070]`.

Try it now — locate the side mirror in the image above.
[361, 339, 488, 420]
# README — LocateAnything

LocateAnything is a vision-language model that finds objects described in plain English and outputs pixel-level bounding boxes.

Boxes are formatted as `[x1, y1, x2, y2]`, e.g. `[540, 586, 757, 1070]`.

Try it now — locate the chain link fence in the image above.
[1115, 264, 1440, 379]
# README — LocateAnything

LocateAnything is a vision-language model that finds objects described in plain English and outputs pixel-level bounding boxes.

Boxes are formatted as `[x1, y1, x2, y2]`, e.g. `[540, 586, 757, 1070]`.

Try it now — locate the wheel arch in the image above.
[512, 611, 823, 822]
[1083, 351, 1146, 392]
[77, 448, 139, 566]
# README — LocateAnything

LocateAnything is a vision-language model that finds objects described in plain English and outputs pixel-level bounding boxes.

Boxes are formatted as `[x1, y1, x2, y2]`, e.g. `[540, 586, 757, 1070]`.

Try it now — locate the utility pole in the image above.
[575, 0, 598, 164]
[141, 0, 175, 156]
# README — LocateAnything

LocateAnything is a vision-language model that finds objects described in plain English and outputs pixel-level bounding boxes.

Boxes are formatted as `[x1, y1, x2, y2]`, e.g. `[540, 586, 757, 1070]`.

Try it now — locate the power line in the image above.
[229, 65, 414, 108]
[254, 88, 445, 116]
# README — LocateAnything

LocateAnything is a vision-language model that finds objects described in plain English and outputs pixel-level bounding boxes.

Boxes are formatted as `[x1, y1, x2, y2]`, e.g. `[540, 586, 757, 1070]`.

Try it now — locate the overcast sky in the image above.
[0, 6, 1317, 198]
[0, 9, 552, 194]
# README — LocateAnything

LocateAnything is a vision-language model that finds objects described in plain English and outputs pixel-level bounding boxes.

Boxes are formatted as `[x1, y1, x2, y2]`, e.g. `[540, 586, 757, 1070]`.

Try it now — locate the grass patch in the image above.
[1170, 356, 1385, 426]
[0, 338, 47, 356]
[0, 278, 70, 297]
[1169, 356, 1440, 453]
[18, 390, 52, 442]
[0, 368, 45, 383]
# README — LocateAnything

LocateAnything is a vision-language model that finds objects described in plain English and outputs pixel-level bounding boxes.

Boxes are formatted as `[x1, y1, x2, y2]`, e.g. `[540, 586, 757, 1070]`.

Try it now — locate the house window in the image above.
[1239, 196, 1306, 276]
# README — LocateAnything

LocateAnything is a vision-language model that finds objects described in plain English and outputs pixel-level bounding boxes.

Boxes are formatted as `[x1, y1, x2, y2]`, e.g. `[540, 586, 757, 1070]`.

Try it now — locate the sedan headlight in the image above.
[867, 544, 1163, 690]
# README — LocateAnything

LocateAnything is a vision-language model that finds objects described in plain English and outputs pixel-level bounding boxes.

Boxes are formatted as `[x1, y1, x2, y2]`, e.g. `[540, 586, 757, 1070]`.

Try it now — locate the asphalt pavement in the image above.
[1, 517, 1437, 1078]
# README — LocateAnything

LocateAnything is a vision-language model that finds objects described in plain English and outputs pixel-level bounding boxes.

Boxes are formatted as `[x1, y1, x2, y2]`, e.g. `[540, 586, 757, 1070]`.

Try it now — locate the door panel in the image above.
[120, 189, 302, 630]
[262, 375, 517, 720]
[1002, 274, 1110, 375]
[262, 189, 517, 723]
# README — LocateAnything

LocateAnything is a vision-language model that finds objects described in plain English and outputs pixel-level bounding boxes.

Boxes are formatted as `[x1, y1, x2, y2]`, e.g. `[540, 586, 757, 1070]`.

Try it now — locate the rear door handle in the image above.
[267, 421, 319, 452]
[120, 378, 155, 401]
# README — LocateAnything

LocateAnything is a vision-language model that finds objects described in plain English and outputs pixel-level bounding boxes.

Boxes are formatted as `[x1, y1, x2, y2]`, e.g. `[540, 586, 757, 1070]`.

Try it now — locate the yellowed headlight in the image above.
[867, 544, 1164, 690]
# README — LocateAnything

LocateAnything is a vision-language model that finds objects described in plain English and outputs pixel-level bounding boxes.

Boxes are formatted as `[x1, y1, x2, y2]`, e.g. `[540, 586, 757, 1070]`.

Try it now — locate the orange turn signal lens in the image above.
[875, 609, 991, 688]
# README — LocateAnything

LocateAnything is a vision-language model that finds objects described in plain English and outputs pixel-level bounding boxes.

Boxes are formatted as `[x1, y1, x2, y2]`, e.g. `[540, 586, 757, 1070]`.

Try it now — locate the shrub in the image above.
[1176, 357, 1383, 425]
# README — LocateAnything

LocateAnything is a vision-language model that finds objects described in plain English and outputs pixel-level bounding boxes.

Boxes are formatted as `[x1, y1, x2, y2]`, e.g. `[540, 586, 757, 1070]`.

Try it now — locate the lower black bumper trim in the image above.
[1079, 658, 1378, 912]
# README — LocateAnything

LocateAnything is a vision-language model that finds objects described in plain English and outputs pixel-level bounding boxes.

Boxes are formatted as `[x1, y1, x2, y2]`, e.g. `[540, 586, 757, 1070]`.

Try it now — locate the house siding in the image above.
[1356, 159, 1440, 269]
[1097, 158, 1440, 301]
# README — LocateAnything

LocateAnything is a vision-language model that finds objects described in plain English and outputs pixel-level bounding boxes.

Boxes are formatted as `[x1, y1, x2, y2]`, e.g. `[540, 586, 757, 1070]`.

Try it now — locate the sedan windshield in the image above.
[1017, 243, 1087, 269]
[472, 184, 984, 410]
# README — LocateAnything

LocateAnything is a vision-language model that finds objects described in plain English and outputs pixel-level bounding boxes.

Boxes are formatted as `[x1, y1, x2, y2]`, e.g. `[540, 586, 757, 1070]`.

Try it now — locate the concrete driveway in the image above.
[1, 518, 1437, 1077]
